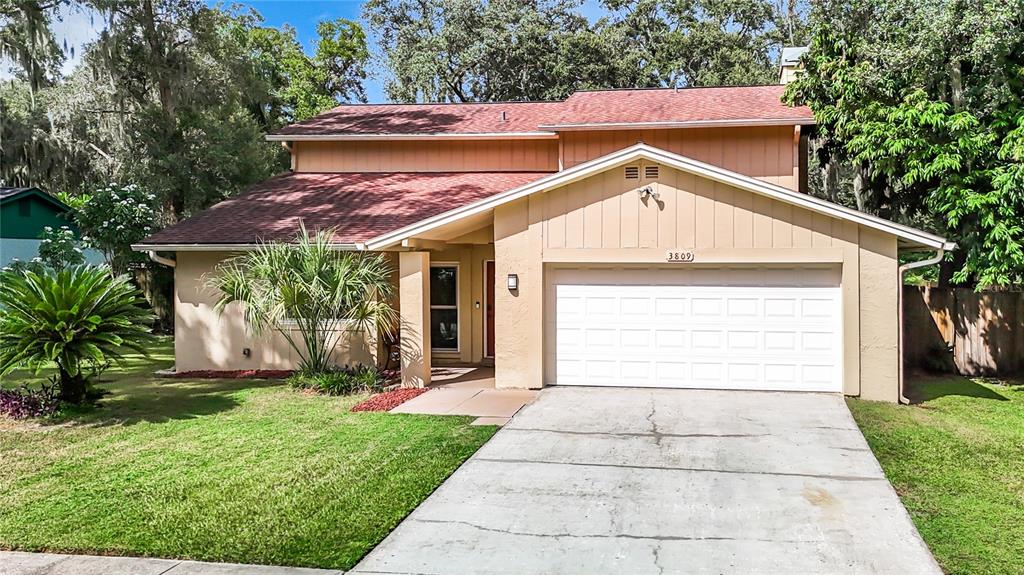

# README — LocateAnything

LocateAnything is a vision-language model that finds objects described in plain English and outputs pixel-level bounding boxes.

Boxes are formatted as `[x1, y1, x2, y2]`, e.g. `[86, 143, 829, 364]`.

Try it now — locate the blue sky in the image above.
[222, 0, 608, 103]
[214, 1, 388, 101]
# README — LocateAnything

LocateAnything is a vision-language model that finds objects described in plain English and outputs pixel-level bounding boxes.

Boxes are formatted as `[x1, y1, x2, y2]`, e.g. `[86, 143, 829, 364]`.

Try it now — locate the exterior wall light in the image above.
[507, 274, 519, 291]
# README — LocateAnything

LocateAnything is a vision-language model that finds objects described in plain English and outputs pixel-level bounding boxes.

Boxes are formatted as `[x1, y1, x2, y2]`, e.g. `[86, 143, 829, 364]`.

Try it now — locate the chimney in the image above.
[779, 46, 809, 84]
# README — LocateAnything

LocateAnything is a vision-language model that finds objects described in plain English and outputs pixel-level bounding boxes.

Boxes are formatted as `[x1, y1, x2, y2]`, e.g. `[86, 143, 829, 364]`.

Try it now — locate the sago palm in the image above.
[208, 224, 397, 374]
[0, 266, 157, 404]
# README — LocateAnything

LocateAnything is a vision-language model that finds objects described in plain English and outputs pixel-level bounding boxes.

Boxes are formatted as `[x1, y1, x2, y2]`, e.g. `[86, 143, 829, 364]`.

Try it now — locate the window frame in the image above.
[429, 262, 460, 353]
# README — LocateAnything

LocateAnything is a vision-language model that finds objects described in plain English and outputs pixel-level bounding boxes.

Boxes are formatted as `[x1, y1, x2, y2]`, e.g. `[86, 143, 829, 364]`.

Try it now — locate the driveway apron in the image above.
[352, 387, 941, 575]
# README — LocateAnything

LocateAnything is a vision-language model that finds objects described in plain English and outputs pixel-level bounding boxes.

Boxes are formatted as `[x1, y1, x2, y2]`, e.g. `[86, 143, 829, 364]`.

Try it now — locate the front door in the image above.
[485, 260, 496, 358]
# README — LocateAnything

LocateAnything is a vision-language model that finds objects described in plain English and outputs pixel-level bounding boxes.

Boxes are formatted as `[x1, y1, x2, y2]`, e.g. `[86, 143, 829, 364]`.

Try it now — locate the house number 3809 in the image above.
[666, 250, 695, 262]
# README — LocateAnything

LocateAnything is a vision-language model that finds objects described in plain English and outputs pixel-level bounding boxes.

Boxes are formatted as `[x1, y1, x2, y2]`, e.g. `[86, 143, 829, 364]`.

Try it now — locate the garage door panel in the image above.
[547, 267, 843, 392]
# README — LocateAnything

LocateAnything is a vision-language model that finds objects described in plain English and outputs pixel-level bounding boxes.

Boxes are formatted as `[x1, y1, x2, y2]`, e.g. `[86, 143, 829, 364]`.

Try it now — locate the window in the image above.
[18, 199, 30, 217]
[430, 265, 459, 351]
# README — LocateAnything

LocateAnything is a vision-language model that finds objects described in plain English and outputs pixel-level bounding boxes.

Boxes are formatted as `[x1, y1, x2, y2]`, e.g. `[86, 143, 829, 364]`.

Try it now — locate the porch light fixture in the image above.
[507, 274, 519, 291]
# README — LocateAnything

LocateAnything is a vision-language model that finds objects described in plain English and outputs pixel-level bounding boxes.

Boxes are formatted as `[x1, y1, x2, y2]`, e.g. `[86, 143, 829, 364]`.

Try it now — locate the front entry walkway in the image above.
[352, 387, 941, 574]
[390, 367, 538, 426]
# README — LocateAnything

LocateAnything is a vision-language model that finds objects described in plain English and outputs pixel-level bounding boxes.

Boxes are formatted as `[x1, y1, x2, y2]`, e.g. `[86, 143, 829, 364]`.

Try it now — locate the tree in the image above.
[786, 0, 1024, 286]
[207, 224, 397, 375]
[365, 0, 801, 102]
[0, 0, 65, 100]
[601, 0, 794, 88]
[0, 266, 157, 404]
[364, 0, 623, 102]
[37, 225, 86, 269]
[74, 182, 156, 276]
[229, 17, 369, 124]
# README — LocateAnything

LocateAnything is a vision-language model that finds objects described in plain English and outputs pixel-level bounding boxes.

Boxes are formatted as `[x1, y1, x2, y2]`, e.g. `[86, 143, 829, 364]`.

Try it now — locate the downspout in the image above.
[147, 250, 176, 268]
[897, 248, 945, 404]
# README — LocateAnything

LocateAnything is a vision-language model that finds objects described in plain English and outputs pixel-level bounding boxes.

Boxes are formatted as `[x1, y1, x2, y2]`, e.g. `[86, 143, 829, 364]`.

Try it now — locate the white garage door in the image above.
[546, 267, 843, 392]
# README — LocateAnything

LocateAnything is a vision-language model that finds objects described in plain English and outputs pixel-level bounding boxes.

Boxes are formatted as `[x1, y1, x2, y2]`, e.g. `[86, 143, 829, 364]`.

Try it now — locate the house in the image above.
[779, 46, 809, 84]
[0, 187, 102, 267]
[134, 85, 952, 402]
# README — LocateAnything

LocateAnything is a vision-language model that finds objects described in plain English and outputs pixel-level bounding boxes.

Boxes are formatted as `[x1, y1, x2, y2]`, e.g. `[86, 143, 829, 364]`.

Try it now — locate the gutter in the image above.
[536, 118, 816, 131]
[131, 243, 361, 252]
[264, 132, 558, 142]
[896, 246, 952, 404]
[147, 250, 176, 268]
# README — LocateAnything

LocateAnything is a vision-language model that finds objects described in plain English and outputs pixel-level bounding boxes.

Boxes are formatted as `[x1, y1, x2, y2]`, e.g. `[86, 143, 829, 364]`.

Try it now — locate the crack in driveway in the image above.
[408, 518, 822, 544]
[502, 427, 772, 440]
[472, 456, 886, 482]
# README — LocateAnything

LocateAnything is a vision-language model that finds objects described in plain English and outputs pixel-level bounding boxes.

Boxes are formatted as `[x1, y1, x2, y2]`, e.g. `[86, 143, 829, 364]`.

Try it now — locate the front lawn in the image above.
[847, 376, 1024, 575]
[0, 338, 497, 569]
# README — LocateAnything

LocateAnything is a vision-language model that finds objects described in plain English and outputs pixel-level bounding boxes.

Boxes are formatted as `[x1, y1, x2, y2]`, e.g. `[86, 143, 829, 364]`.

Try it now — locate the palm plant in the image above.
[207, 224, 397, 374]
[0, 266, 157, 404]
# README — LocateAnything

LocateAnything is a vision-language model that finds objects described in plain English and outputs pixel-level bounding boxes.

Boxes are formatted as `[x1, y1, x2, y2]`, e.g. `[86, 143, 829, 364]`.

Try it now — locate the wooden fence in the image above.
[903, 285, 1024, 376]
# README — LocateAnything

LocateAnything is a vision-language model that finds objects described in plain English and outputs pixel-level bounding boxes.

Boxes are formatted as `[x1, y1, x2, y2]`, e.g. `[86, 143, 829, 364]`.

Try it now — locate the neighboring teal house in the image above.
[0, 187, 103, 267]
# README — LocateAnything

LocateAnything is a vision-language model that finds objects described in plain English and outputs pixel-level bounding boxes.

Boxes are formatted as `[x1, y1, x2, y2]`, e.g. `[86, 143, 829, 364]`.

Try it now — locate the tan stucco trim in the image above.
[399, 251, 432, 387]
[542, 247, 845, 264]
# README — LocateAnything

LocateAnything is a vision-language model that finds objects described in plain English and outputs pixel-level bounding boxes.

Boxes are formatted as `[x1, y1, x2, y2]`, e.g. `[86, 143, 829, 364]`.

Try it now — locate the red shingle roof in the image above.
[548, 86, 811, 127]
[273, 102, 563, 136]
[139, 171, 551, 246]
[271, 86, 811, 137]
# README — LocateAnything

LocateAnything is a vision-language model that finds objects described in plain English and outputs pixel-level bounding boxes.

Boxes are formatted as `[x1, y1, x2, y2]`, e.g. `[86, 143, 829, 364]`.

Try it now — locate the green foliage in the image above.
[0, 0, 65, 95]
[37, 225, 85, 270]
[364, 0, 801, 103]
[848, 377, 1024, 575]
[0, 266, 157, 404]
[786, 0, 1024, 287]
[0, 338, 497, 569]
[74, 183, 156, 276]
[288, 364, 389, 396]
[208, 224, 397, 375]
[1, 1, 370, 224]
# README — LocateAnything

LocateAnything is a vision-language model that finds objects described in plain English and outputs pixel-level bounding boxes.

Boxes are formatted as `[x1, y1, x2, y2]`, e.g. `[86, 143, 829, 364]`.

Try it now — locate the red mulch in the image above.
[351, 388, 430, 412]
[172, 369, 292, 379]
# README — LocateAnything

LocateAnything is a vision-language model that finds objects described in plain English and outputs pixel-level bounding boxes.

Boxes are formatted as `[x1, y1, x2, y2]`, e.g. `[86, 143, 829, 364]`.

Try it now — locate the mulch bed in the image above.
[351, 388, 430, 412]
[171, 370, 293, 379]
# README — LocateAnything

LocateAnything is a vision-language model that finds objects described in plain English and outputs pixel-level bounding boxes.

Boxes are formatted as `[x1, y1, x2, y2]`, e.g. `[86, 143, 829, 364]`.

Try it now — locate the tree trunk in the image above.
[58, 368, 88, 404]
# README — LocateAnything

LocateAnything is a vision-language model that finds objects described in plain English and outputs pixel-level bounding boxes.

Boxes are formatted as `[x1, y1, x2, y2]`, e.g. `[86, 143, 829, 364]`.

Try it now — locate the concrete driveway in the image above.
[352, 387, 941, 575]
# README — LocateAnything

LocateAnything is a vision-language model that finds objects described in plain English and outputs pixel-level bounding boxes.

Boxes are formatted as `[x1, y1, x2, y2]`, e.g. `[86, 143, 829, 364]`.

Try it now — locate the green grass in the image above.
[0, 338, 497, 569]
[847, 376, 1024, 575]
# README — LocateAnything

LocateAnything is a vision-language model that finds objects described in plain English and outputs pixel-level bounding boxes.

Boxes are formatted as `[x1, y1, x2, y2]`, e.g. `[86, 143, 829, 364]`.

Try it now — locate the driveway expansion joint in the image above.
[472, 456, 887, 482]
[503, 427, 773, 440]
[408, 519, 821, 544]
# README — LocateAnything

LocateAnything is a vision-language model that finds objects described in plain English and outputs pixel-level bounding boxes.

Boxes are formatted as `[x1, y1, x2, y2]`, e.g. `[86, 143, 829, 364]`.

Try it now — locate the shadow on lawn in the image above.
[907, 374, 1010, 404]
[58, 377, 283, 427]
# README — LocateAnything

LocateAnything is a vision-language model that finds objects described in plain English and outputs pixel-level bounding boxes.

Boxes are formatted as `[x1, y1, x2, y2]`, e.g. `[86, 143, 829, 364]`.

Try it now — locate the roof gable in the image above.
[0, 187, 70, 213]
[364, 144, 952, 251]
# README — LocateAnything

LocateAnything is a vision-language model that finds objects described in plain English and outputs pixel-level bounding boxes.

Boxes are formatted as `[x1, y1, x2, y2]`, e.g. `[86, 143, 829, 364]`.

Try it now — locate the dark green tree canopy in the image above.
[364, 0, 802, 102]
[787, 0, 1024, 287]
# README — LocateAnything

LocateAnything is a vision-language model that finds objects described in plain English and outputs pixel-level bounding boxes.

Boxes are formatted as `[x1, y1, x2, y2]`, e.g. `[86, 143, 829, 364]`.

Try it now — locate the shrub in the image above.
[0, 381, 61, 419]
[75, 183, 156, 276]
[208, 223, 396, 375]
[37, 225, 85, 270]
[288, 364, 389, 396]
[0, 266, 158, 405]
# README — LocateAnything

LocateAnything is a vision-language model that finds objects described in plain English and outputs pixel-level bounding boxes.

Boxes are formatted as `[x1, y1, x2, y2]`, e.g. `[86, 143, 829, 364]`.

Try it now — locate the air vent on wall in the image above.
[624, 166, 640, 180]
[644, 165, 660, 179]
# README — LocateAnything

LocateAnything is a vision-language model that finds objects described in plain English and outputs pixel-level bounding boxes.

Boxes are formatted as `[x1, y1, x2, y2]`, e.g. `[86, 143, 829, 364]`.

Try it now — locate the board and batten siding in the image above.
[293, 140, 559, 172]
[492, 163, 900, 401]
[558, 126, 799, 190]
